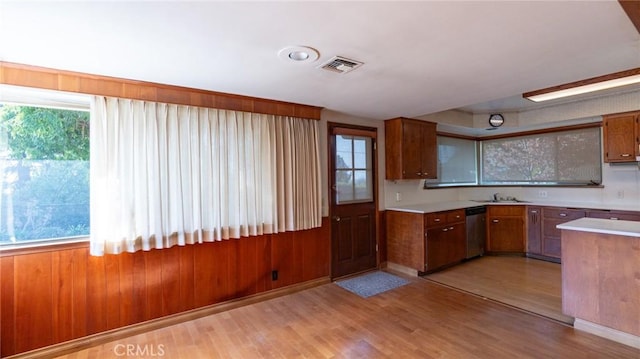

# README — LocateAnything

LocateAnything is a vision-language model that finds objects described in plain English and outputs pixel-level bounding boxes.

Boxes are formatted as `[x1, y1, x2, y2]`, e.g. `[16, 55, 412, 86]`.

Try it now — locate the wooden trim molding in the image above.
[619, 0, 640, 35]
[0, 62, 322, 119]
[479, 122, 602, 141]
[522, 68, 640, 100]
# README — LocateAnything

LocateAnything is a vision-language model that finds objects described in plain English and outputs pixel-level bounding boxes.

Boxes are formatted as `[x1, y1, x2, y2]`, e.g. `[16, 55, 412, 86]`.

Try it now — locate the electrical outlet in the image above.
[617, 190, 624, 199]
[538, 190, 548, 198]
[271, 270, 278, 281]
[395, 192, 402, 202]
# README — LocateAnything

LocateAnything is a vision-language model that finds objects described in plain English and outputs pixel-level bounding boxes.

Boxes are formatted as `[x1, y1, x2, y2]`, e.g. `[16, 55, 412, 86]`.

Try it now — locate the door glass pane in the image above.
[354, 170, 373, 200]
[336, 169, 354, 203]
[335, 135, 374, 204]
[336, 135, 353, 169]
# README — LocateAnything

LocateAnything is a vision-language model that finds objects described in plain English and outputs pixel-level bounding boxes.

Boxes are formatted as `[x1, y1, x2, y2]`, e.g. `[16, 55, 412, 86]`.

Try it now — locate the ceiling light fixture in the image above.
[523, 67, 640, 102]
[278, 46, 319, 63]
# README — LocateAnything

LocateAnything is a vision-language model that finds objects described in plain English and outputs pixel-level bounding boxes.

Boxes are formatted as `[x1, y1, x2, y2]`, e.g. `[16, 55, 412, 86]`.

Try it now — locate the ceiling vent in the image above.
[319, 56, 364, 74]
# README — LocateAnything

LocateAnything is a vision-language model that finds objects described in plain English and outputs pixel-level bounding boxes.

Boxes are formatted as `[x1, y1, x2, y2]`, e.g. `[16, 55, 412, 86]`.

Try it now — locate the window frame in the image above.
[0, 86, 92, 249]
[426, 122, 604, 189]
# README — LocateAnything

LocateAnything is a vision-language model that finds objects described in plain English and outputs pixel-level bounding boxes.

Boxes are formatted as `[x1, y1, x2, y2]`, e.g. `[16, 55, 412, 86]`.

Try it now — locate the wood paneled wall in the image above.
[0, 62, 322, 119]
[0, 219, 329, 357]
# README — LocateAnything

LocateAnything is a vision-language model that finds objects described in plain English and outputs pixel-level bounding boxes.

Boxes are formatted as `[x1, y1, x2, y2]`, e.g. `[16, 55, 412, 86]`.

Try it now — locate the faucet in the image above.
[493, 193, 499, 201]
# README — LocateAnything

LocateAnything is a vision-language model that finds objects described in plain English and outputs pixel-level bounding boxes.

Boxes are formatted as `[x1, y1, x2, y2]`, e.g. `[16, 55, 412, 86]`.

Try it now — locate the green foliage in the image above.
[0, 105, 89, 160]
[0, 105, 90, 242]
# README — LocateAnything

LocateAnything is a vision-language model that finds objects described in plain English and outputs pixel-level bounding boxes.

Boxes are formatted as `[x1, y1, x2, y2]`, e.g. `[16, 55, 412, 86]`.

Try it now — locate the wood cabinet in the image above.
[486, 205, 525, 253]
[384, 117, 437, 180]
[541, 207, 585, 259]
[526, 206, 542, 255]
[425, 209, 465, 272]
[603, 111, 640, 163]
[586, 209, 640, 222]
[386, 209, 465, 273]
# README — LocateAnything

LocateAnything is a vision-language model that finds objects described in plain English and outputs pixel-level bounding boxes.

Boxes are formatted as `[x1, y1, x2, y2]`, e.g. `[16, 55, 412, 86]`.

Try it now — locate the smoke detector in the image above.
[319, 56, 364, 74]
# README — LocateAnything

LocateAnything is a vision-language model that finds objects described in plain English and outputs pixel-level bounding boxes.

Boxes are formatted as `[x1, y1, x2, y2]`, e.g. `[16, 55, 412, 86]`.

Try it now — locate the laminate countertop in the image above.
[557, 217, 640, 237]
[386, 199, 640, 214]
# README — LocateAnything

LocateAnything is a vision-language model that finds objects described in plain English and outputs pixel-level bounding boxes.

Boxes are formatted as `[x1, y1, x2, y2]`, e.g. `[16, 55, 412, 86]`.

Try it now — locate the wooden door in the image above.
[329, 124, 378, 278]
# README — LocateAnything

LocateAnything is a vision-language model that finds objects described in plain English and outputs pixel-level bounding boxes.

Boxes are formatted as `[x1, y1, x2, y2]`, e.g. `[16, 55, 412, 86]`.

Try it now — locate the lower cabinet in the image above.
[526, 206, 542, 254]
[486, 205, 525, 253]
[386, 209, 465, 273]
[425, 221, 465, 272]
[541, 207, 585, 259]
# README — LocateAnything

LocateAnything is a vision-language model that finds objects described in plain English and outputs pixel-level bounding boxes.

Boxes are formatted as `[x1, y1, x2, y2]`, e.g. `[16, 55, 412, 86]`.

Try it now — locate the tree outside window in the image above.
[0, 105, 89, 243]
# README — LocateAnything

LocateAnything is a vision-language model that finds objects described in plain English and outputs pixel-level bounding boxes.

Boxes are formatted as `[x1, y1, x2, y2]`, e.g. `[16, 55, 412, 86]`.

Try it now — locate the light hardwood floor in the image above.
[54, 266, 639, 358]
[425, 256, 572, 324]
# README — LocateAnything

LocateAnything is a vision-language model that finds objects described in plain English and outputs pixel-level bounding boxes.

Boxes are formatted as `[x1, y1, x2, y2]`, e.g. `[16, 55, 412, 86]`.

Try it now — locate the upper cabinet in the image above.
[384, 117, 437, 180]
[603, 111, 640, 163]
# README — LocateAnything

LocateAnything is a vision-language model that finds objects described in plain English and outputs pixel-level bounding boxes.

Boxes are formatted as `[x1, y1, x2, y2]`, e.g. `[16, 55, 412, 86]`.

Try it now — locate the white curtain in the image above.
[90, 96, 321, 256]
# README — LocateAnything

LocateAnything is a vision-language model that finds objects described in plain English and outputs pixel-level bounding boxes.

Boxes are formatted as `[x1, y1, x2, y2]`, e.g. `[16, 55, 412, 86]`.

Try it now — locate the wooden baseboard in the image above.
[574, 318, 640, 349]
[384, 261, 419, 277]
[6, 277, 330, 359]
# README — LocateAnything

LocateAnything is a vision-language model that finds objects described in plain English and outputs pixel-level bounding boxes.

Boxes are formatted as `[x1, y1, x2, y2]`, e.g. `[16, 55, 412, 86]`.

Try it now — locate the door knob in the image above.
[333, 216, 341, 222]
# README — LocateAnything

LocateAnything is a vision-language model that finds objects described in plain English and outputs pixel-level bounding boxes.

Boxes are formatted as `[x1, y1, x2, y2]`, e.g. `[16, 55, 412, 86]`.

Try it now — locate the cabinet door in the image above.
[401, 120, 424, 179]
[425, 223, 465, 271]
[603, 113, 637, 162]
[420, 121, 437, 179]
[487, 217, 525, 252]
[527, 207, 542, 254]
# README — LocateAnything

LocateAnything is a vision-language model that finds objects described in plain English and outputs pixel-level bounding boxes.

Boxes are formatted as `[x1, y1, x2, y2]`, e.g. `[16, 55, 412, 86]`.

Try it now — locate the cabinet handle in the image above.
[416, 172, 422, 176]
[442, 228, 449, 232]
[531, 210, 538, 214]
[621, 154, 631, 157]
[434, 218, 441, 222]
[492, 219, 499, 223]
[559, 213, 567, 217]
[610, 217, 619, 220]
[449, 226, 454, 230]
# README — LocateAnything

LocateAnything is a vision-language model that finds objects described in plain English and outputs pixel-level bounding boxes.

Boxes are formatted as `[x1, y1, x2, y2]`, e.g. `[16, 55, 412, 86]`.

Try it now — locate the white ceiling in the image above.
[1, 1, 639, 120]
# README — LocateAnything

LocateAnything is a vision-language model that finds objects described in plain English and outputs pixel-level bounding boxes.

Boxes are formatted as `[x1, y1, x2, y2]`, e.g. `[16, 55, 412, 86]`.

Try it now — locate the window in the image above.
[0, 93, 90, 245]
[481, 127, 601, 185]
[335, 135, 374, 204]
[426, 135, 478, 187]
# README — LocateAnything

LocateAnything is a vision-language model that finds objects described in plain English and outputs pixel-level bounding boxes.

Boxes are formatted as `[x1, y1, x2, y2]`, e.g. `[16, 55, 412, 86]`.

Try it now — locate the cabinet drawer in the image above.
[543, 208, 585, 220]
[587, 210, 640, 222]
[426, 209, 464, 227]
[446, 209, 465, 224]
[425, 212, 447, 227]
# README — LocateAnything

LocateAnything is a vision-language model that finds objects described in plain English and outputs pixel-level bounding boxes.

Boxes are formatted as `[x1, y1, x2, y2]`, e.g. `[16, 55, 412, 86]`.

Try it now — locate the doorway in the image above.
[328, 123, 378, 279]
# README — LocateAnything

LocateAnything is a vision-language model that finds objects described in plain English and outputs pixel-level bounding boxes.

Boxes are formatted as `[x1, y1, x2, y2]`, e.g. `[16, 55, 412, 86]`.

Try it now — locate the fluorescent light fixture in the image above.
[523, 68, 640, 102]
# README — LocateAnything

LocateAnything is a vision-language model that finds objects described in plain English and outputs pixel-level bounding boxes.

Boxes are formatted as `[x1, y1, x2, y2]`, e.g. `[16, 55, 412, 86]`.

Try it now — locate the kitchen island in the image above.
[558, 218, 640, 349]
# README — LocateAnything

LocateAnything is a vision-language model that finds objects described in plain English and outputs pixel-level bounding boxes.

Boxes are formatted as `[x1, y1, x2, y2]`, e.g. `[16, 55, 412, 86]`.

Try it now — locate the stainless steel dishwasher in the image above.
[465, 206, 486, 259]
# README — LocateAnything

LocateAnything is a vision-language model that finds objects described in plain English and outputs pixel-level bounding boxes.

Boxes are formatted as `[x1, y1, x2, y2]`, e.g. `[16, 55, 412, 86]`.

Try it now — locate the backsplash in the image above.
[384, 162, 640, 210]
